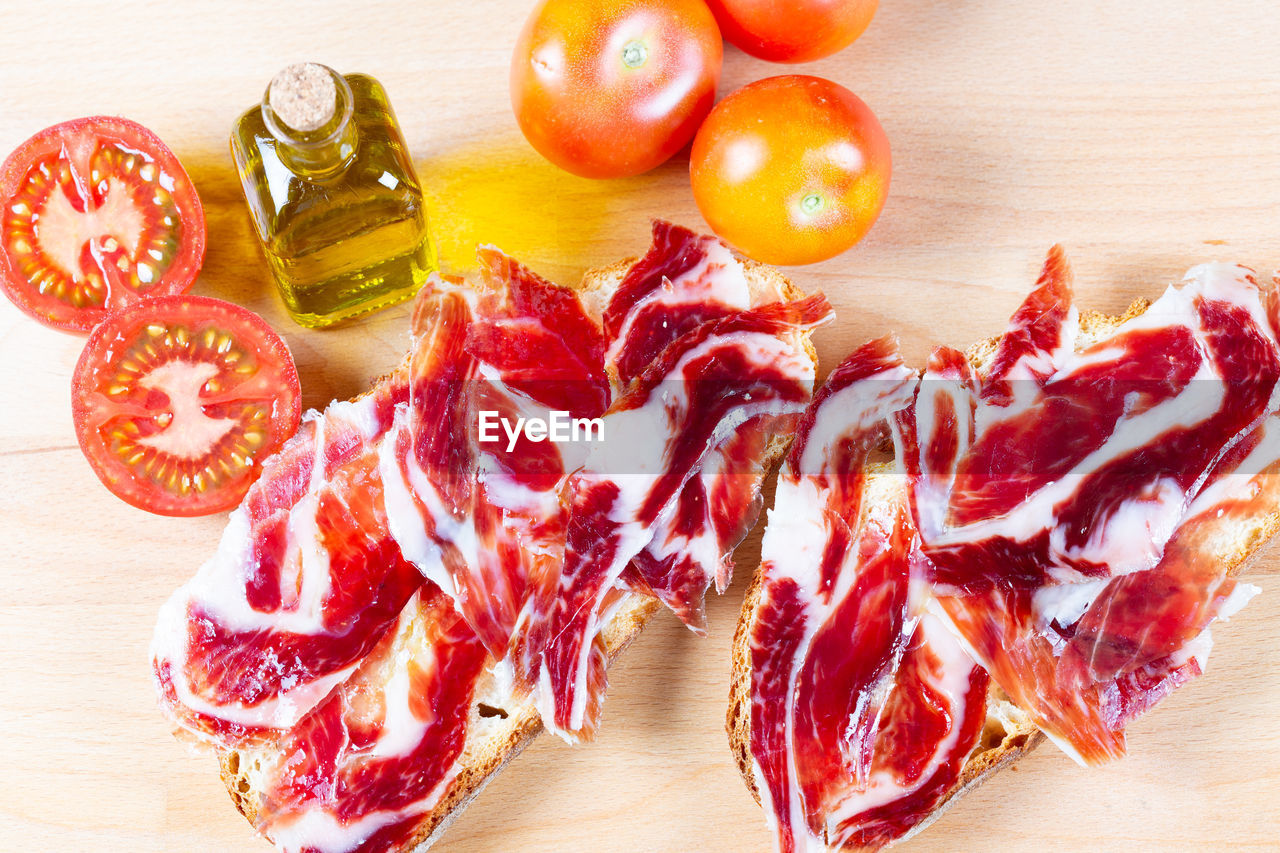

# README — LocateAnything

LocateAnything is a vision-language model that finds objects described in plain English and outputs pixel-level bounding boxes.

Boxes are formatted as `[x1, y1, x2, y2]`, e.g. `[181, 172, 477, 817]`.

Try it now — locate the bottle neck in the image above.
[262, 67, 358, 179]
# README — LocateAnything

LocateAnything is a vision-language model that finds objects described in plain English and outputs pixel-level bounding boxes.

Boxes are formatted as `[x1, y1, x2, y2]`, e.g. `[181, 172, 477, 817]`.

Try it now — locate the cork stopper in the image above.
[268, 63, 338, 133]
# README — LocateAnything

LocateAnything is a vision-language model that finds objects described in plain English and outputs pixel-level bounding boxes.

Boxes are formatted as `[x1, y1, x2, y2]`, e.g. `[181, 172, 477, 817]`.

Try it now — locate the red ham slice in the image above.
[748, 338, 989, 852]
[897, 254, 1278, 763]
[609, 221, 779, 632]
[529, 295, 833, 740]
[255, 587, 486, 853]
[153, 373, 421, 739]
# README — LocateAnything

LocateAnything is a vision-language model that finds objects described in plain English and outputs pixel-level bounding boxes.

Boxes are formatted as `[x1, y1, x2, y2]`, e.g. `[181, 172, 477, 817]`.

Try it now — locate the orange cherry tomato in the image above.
[510, 0, 722, 179]
[703, 0, 878, 63]
[690, 75, 891, 266]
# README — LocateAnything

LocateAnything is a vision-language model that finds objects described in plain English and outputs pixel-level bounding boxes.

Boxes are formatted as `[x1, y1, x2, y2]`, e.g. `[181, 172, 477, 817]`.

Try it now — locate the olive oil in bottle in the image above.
[231, 63, 436, 327]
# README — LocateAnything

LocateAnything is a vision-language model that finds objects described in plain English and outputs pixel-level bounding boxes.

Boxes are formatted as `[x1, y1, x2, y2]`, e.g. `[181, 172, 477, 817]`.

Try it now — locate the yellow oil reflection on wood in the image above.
[416, 139, 663, 286]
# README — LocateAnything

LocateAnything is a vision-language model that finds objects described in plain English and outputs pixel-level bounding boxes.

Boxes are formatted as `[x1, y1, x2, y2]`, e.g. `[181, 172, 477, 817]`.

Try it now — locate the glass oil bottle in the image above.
[231, 63, 436, 327]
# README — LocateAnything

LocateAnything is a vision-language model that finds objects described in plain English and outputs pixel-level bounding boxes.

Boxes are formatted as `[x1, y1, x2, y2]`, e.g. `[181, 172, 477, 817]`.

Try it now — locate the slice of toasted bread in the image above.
[220, 592, 659, 851]
[212, 242, 820, 852]
[727, 294, 1280, 848]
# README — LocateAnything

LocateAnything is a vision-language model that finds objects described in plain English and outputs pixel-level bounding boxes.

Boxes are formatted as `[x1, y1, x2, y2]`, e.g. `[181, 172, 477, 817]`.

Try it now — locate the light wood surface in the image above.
[2, 1, 1279, 850]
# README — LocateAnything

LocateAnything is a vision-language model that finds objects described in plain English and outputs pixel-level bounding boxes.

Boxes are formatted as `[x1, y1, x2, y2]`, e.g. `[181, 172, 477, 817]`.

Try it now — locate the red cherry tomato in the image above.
[510, 0, 722, 178]
[71, 294, 301, 516]
[704, 0, 878, 63]
[0, 116, 205, 333]
[690, 75, 891, 266]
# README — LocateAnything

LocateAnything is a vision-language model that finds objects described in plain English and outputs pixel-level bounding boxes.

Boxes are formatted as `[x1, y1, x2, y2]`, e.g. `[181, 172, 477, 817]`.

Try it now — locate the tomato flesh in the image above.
[0, 116, 205, 333]
[72, 295, 300, 516]
[690, 75, 891, 266]
[510, 0, 722, 179]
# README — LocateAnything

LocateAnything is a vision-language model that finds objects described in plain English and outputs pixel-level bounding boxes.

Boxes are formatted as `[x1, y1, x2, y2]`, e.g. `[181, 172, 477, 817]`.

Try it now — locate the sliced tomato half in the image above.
[72, 295, 301, 516]
[0, 116, 206, 333]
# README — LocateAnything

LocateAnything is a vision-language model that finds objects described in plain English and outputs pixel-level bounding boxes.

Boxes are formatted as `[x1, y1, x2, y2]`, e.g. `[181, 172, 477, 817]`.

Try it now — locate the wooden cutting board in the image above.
[1, 1, 1278, 850]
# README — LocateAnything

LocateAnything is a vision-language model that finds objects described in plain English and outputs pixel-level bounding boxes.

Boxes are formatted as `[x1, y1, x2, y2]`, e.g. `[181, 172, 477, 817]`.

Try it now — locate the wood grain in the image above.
[1, 1, 1278, 850]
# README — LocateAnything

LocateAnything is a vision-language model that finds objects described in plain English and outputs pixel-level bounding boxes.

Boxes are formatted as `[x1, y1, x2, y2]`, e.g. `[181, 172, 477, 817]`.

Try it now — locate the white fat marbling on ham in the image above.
[760, 478, 833, 594]
[797, 364, 916, 478]
[1051, 477, 1187, 577]
[152, 578, 363, 731]
[378, 409, 446, 588]
[826, 613, 975, 827]
[927, 263, 1265, 576]
[603, 234, 753, 370]
[264, 773, 455, 853]
[905, 361, 975, 540]
[1032, 577, 1109, 631]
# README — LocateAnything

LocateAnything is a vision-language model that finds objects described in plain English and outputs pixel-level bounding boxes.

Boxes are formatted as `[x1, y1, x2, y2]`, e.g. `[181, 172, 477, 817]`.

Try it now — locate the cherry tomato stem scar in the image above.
[622, 40, 648, 68]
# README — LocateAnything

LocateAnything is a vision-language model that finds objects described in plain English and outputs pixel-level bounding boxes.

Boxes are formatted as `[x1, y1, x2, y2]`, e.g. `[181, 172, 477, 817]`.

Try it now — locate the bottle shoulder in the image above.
[345, 81, 421, 195]
[230, 71, 426, 249]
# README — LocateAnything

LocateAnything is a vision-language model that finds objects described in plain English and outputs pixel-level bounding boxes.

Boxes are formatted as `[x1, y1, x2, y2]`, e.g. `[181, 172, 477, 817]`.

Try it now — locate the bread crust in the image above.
[725, 295, 1280, 850]
[211, 234, 820, 851]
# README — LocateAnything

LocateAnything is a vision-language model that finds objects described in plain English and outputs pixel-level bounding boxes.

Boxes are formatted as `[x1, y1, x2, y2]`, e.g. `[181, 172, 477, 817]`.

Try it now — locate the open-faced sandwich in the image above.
[731, 248, 1280, 851]
[151, 221, 831, 852]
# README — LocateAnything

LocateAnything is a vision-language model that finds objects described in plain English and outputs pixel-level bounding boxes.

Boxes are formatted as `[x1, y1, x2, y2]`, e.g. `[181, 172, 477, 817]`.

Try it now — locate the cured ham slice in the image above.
[472, 246, 610, 420]
[383, 251, 606, 665]
[609, 221, 791, 632]
[255, 588, 486, 853]
[627, 419, 772, 632]
[466, 249, 612, 663]
[895, 253, 1279, 763]
[748, 339, 989, 853]
[603, 220, 757, 387]
[153, 373, 422, 737]
[380, 278, 530, 662]
[530, 295, 833, 740]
